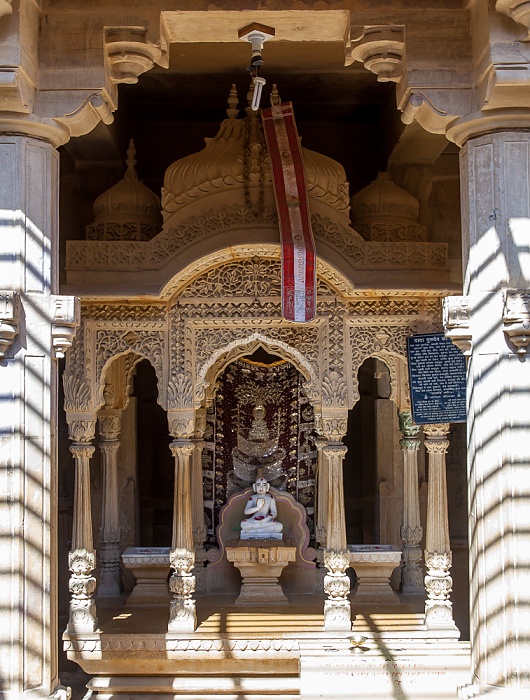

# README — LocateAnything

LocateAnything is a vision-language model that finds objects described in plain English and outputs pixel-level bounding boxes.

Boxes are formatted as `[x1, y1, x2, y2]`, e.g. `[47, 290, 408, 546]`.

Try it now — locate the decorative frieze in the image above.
[0, 291, 19, 358]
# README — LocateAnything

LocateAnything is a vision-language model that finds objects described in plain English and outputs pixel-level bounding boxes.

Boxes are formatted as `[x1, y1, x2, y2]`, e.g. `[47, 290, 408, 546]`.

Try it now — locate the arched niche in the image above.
[344, 356, 404, 560]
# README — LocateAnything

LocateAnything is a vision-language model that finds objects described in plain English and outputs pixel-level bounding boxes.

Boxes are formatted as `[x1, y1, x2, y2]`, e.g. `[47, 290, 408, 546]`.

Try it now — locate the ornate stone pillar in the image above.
[443, 123, 530, 693]
[322, 442, 351, 631]
[399, 410, 424, 594]
[67, 419, 98, 634]
[168, 439, 196, 633]
[191, 438, 207, 590]
[315, 436, 329, 548]
[97, 409, 122, 596]
[423, 423, 455, 630]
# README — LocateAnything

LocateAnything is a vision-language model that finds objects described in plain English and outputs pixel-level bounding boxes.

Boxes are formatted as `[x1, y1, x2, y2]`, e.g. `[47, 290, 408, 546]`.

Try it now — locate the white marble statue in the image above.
[240, 474, 283, 540]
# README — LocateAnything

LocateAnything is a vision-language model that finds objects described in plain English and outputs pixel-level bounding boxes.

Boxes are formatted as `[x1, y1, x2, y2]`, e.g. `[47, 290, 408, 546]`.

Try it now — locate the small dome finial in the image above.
[226, 84, 239, 119]
[125, 139, 138, 182]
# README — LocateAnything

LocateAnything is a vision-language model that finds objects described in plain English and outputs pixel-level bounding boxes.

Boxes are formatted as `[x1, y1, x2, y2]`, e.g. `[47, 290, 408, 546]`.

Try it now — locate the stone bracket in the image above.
[503, 289, 530, 355]
[0, 66, 35, 114]
[496, 0, 530, 40]
[0, 0, 12, 19]
[51, 295, 81, 359]
[443, 296, 472, 356]
[0, 291, 20, 359]
[104, 26, 166, 84]
[346, 25, 405, 83]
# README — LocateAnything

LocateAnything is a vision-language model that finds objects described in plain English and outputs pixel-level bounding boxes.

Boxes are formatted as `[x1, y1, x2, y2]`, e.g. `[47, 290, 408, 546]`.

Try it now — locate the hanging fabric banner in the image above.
[261, 101, 316, 322]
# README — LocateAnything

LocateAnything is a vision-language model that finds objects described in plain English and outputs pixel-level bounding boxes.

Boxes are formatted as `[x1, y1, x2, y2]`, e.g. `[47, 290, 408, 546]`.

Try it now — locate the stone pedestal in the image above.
[348, 546, 402, 604]
[122, 547, 171, 604]
[226, 542, 296, 604]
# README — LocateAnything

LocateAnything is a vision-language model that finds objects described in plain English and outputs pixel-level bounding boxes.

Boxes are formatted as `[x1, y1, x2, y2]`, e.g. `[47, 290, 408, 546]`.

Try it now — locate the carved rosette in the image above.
[323, 550, 352, 631]
[67, 549, 97, 634]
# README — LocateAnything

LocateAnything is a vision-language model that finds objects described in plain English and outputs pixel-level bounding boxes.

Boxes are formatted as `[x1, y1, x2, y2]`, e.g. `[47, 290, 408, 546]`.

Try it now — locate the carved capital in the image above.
[67, 416, 97, 444]
[321, 415, 348, 442]
[70, 443, 95, 461]
[51, 295, 80, 359]
[0, 291, 19, 359]
[168, 411, 195, 439]
[503, 289, 530, 355]
[105, 26, 165, 84]
[423, 423, 450, 442]
[169, 440, 195, 461]
[443, 296, 472, 356]
[398, 410, 421, 439]
[98, 410, 122, 440]
[322, 443, 348, 462]
[347, 25, 405, 83]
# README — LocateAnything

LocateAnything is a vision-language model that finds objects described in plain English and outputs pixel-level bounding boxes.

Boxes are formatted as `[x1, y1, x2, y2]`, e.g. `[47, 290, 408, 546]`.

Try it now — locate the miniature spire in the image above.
[124, 139, 139, 182]
[226, 84, 239, 119]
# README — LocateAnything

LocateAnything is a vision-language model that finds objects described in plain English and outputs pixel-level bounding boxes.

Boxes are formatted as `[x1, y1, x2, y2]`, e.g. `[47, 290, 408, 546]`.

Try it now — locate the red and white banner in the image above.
[261, 102, 316, 323]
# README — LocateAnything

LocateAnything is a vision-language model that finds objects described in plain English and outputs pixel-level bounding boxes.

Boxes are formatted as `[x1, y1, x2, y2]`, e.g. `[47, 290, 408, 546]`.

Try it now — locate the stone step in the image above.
[88, 675, 300, 697]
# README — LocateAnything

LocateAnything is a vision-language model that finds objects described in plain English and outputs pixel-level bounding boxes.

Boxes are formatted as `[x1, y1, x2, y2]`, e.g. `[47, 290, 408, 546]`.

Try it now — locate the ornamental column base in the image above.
[324, 598, 352, 631]
[67, 549, 98, 634]
[323, 550, 352, 631]
[168, 577, 197, 633]
[459, 684, 530, 699]
[424, 550, 457, 630]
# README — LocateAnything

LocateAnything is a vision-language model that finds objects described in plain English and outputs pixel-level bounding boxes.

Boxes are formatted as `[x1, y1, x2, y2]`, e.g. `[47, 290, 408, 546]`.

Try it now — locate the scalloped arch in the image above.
[97, 349, 164, 412]
[350, 350, 409, 412]
[160, 243, 356, 301]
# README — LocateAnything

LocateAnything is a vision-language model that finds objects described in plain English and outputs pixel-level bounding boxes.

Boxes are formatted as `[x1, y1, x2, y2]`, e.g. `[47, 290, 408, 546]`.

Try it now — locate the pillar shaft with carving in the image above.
[399, 411, 424, 594]
[322, 443, 351, 631]
[423, 423, 455, 630]
[315, 436, 329, 548]
[68, 420, 98, 634]
[445, 126, 530, 691]
[191, 439, 207, 589]
[97, 410, 122, 597]
[168, 440, 196, 632]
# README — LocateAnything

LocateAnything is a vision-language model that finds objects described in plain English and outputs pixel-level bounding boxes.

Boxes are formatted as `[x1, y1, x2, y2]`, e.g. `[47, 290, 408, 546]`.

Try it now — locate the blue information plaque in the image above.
[407, 333, 467, 425]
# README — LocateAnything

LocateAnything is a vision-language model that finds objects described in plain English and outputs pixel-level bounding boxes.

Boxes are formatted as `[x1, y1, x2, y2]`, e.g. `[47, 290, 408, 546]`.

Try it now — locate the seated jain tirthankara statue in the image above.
[240, 472, 283, 540]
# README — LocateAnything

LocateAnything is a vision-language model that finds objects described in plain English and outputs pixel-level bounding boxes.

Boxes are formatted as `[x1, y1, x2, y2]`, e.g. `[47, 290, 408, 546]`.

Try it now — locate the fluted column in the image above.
[97, 410, 122, 597]
[68, 423, 98, 634]
[423, 423, 455, 630]
[399, 411, 424, 594]
[168, 439, 196, 633]
[315, 436, 329, 548]
[323, 443, 351, 631]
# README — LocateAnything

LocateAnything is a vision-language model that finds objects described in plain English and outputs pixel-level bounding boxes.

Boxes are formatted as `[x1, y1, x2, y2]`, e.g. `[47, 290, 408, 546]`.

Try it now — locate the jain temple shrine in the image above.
[2, 2, 530, 699]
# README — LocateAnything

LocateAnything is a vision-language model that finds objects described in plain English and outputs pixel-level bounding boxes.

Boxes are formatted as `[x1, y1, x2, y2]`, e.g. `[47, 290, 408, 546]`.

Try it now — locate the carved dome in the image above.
[350, 172, 425, 242]
[87, 140, 161, 241]
[162, 85, 350, 222]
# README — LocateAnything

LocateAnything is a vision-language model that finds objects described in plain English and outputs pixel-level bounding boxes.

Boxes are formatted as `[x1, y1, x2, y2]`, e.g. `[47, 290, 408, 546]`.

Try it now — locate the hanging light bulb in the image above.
[251, 76, 266, 111]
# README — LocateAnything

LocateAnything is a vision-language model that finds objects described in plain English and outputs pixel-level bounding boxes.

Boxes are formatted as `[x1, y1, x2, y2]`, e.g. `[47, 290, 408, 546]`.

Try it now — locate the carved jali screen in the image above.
[202, 358, 317, 548]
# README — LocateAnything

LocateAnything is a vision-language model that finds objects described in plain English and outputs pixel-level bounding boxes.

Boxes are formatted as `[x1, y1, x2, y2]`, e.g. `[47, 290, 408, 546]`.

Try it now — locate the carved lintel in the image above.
[0, 291, 19, 359]
[503, 289, 530, 354]
[104, 26, 163, 85]
[346, 25, 405, 83]
[443, 296, 472, 356]
[51, 295, 80, 359]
